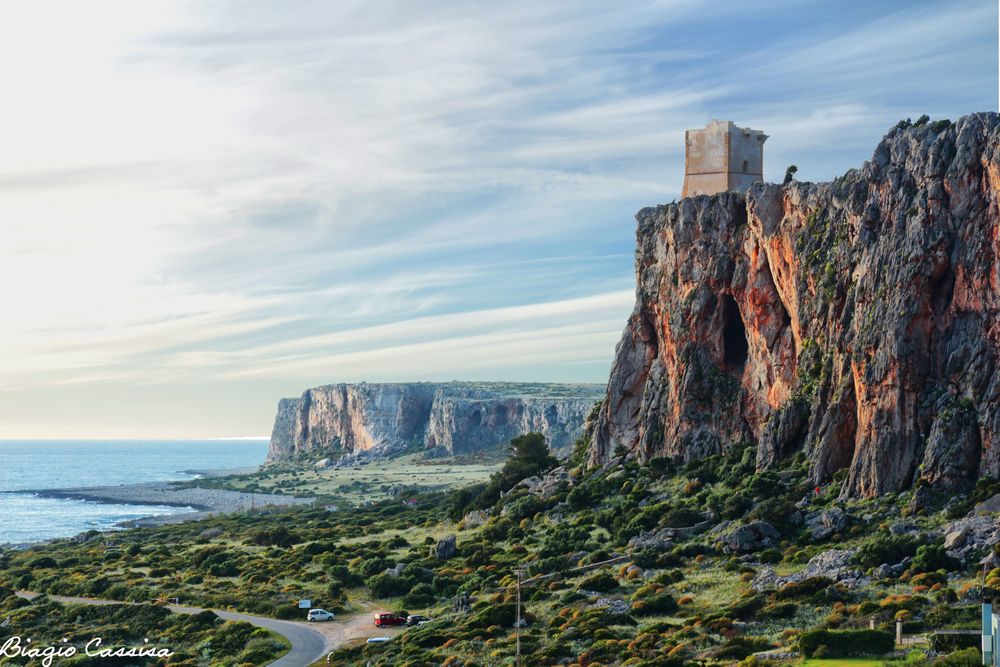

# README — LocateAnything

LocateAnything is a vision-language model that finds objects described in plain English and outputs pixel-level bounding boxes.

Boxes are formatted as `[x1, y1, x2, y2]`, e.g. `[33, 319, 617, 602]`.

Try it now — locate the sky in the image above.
[0, 0, 996, 439]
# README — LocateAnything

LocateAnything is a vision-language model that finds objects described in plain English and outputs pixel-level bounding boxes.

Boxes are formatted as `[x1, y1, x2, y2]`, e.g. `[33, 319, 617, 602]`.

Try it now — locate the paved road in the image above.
[16, 591, 327, 667]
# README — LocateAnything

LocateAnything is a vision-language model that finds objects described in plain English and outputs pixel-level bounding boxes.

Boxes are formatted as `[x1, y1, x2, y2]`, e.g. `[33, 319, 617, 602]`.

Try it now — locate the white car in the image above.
[307, 609, 334, 622]
[367, 637, 391, 644]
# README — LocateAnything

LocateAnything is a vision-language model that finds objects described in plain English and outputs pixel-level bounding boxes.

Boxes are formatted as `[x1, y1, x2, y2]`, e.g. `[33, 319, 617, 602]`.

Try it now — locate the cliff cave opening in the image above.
[721, 295, 748, 371]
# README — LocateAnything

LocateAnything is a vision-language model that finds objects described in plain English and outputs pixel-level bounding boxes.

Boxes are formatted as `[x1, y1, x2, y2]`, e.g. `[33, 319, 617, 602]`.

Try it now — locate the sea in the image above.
[0, 439, 269, 545]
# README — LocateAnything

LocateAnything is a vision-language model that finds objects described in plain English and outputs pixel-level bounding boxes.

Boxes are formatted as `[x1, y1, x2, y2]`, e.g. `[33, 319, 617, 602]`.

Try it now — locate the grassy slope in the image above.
[0, 447, 991, 666]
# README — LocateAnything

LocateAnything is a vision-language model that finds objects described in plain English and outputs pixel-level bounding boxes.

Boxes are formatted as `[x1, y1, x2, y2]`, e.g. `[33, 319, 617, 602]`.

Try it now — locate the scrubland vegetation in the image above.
[0, 586, 289, 667]
[0, 431, 994, 666]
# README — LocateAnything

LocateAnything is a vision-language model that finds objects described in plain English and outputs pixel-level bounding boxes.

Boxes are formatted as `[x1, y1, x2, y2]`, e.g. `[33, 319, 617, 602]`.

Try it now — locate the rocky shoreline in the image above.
[26, 482, 312, 515]
[181, 466, 261, 478]
[8, 465, 314, 536]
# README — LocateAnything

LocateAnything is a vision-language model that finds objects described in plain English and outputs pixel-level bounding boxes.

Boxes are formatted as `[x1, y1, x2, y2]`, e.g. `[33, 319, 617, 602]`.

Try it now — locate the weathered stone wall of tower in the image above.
[682, 120, 767, 197]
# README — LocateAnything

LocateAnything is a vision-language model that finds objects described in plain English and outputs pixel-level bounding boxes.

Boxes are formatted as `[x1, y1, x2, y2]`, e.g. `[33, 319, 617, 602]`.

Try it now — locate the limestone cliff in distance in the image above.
[268, 381, 603, 462]
[590, 113, 1000, 498]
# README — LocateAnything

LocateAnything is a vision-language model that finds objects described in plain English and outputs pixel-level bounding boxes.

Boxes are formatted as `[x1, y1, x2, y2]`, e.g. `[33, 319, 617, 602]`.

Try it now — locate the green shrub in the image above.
[26, 557, 57, 569]
[761, 601, 797, 618]
[631, 586, 677, 616]
[356, 557, 389, 578]
[567, 484, 595, 510]
[661, 507, 703, 528]
[757, 548, 782, 564]
[722, 493, 753, 519]
[247, 526, 300, 548]
[933, 647, 983, 667]
[579, 570, 618, 593]
[772, 577, 834, 600]
[912, 544, 959, 573]
[237, 636, 287, 664]
[855, 533, 921, 569]
[798, 628, 894, 658]
[747, 498, 797, 530]
[366, 573, 413, 598]
[403, 582, 436, 608]
[469, 601, 518, 628]
[504, 494, 547, 522]
[743, 472, 783, 499]
[726, 594, 766, 620]
[713, 636, 774, 660]
[930, 633, 980, 653]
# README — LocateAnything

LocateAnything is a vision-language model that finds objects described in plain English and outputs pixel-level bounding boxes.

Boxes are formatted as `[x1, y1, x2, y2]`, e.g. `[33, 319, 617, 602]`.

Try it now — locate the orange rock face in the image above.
[590, 113, 1000, 497]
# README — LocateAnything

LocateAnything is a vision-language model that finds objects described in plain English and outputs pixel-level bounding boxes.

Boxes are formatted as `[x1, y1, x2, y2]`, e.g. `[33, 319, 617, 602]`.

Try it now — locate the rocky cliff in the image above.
[590, 113, 1000, 497]
[268, 382, 602, 461]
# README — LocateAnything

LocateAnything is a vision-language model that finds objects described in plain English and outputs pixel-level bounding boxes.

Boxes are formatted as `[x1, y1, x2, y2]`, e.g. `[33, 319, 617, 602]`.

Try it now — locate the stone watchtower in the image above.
[682, 120, 768, 198]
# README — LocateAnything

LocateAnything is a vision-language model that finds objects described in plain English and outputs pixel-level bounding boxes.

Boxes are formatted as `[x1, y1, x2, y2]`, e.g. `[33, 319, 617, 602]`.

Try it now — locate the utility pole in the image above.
[514, 567, 525, 667]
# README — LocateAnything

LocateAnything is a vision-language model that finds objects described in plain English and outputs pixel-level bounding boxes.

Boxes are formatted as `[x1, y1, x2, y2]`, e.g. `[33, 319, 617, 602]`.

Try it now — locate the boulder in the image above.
[944, 527, 970, 550]
[872, 563, 904, 580]
[753, 548, 867, 590]
[430, 534, 457, 560]
[628, 528, 674, 551]
[805, 507, 849, 541]
[718, 521, 780, 554]
[907, 485, 935, 514]
[592, 598, 631, 615]
[941, 514, 1000, 560]
[462, 510, 490, 528]
[518, 467, 570, 498]
[889, 522, 920, 536]
[519, 476, 543, 493]
[974, 494, 1000, 515]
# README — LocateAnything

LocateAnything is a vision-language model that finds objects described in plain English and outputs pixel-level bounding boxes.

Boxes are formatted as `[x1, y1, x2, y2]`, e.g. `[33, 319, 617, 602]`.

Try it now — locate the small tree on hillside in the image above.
[474, 432, 557, 508]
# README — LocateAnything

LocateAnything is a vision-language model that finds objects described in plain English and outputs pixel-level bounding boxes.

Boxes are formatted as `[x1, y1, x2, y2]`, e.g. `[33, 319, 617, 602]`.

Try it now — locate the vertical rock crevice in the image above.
[720, 294, 749, 373]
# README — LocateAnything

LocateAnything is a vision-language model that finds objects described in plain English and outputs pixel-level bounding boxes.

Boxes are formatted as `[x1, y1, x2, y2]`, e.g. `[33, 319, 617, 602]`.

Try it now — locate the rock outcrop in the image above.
[590, 113, 1000, 497]
[753, 548, 868, 591]
[268, 382, 601, 461]
[716, 520, 781, 554]
[430, 534, 458, 560]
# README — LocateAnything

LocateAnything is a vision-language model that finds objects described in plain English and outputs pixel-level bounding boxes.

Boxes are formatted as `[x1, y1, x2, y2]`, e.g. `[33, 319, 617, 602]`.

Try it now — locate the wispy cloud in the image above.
[0, 0, 994, 437]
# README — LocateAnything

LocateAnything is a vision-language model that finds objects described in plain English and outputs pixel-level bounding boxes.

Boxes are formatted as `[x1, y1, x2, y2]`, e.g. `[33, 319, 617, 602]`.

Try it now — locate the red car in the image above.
[374, 613, 406, 628]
